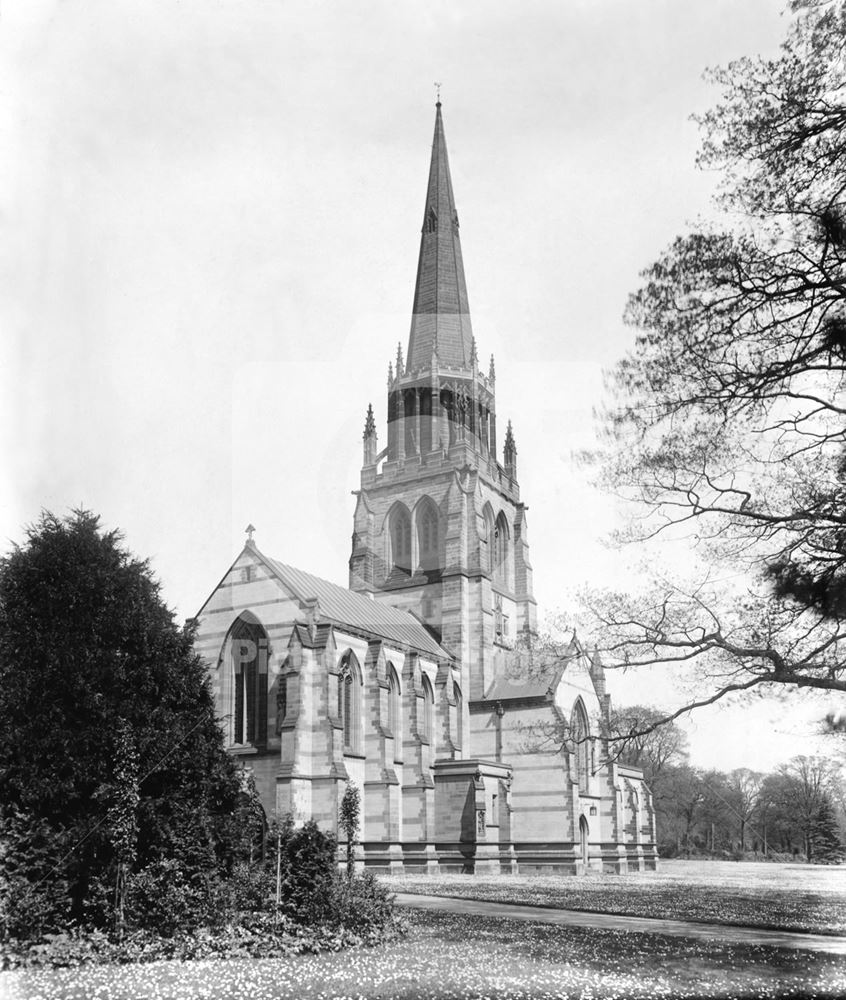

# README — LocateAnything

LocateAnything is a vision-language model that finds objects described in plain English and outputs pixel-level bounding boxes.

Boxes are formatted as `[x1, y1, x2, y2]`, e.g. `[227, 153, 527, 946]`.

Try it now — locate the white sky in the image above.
[2, 0, 837, 773]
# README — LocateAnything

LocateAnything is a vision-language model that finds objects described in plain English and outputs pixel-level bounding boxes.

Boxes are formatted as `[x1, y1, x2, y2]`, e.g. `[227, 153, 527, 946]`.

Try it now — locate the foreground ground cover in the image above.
[382, 859, 846, 935]
[3, 909, 845, 1000]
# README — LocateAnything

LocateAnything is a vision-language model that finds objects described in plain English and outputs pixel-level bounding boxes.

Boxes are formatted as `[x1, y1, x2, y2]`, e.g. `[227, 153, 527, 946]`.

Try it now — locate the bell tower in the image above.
[349, 101, 536, 700]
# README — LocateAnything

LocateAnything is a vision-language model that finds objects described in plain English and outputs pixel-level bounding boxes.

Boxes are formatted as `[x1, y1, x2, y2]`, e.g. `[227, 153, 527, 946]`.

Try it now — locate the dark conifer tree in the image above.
[0, 510, 243, 935]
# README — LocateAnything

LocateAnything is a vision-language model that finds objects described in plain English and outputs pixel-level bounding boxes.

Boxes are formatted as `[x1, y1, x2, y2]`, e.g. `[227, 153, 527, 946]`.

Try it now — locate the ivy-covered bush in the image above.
[276, 819, 338, 925]
[126, 858, 229, 936]
[331, 870, 395, 934]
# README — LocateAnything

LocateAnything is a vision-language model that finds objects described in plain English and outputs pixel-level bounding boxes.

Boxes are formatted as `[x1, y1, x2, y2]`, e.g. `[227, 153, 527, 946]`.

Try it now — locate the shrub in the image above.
[227, 859, 275, 912]
[127, 858, 226, 936]
[277, 819, 338, 925]
[331, 870, 395, 934]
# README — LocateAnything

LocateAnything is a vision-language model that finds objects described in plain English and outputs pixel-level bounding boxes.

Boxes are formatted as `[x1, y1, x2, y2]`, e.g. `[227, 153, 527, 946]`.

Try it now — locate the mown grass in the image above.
[4, 910, 845, 999]
[383, 859, 846, 935]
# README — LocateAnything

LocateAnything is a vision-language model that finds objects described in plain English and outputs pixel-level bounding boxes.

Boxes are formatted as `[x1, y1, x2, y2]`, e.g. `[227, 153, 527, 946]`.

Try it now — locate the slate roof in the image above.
[262, 554, 450, 660]
[406, 102, 474, 371]
[482, 637, 579, 702]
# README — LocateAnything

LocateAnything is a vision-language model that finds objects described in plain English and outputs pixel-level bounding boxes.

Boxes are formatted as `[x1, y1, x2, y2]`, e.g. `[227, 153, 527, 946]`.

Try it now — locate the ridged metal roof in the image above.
[264, 556, 450, 660]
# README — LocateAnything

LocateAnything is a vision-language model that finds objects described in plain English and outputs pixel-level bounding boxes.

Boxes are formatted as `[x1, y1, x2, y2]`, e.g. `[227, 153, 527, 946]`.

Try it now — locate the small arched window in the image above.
[390, 505, 412, 573]
[230, 616, 268, 747]
[338, 652, 362, 754]
[387, 663, 401, 741]
[421, 674, 435, 744]
[417, 502, 439, 570]
[426, 208, 438, 233]
[571, 700, 591, 793]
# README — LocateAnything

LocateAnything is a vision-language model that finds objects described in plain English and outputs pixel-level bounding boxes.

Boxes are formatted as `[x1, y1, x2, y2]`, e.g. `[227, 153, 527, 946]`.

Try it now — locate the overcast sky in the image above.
[2, 0, 835, 772]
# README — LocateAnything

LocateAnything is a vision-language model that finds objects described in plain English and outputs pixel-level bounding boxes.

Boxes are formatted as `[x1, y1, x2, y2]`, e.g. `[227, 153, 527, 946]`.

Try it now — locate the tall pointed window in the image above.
[230, 616, 269, 747]
[387, 663, 401, 740]
[390, 505, 412, 574]
[338, 651, 362, 754]
[417, 501, 439, 571]
[493, 512, 510, 586]
[570, 700, 590, 793]
[420, 674, 435, 744]
[482, 504, 496, 575]
[426, 208, 438, 233]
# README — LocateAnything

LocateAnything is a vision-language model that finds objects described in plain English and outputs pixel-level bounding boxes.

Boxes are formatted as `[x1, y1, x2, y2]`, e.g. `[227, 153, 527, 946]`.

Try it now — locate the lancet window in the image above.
[338, 651, 363, 754]
[230, 616, 269, 747]
[571, 700, 591, 793]
[390, 505, 412, 573]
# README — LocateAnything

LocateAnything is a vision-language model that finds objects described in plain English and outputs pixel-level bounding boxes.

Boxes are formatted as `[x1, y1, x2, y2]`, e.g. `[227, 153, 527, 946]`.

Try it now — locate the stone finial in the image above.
[489, 354, 496, 381]
[470, 336, 478, 368]
[387, 360, 394, 386]
[245, 523, 256, 547]
[396, 342, 405, 377]
[504, 420, 517, 477]
[363, 403, 376, 438]
[362, 404, 377, 465]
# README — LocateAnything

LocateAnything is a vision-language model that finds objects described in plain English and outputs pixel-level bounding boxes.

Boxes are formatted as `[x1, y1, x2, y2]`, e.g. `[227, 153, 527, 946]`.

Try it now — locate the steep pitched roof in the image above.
[261, 554, 450, 660]
[482, 636, 581, 702]
[406, 102, 474, 372]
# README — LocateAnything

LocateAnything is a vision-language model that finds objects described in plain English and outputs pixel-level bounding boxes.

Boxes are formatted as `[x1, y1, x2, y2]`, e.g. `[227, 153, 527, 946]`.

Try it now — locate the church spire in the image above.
[406, 101, 474, 372]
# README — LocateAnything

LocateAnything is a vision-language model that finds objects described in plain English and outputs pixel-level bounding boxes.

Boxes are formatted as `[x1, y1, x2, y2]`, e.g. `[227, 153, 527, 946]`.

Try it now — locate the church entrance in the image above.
[579, 815, 589, 867]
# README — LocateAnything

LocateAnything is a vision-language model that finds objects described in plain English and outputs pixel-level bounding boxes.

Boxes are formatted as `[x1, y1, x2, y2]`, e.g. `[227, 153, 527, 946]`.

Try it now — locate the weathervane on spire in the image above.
[434, 81, 442, 105]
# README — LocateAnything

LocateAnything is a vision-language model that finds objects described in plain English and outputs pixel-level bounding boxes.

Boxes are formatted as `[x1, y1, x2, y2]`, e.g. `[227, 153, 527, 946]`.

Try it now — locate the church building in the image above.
[193, 102, 657, 874]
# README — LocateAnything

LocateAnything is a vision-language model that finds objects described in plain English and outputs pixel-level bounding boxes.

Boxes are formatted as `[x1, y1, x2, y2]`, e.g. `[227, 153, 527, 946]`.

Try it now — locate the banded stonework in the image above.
[193, 102, 657, 874]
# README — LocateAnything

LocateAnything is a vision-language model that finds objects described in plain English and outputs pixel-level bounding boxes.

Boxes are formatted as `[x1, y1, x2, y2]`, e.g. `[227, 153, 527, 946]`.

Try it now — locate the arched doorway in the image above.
[579, 815, 589, 867]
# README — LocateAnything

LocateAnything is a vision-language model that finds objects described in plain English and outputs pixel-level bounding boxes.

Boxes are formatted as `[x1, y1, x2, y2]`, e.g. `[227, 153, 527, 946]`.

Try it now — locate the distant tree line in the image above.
[611, 705, 845, 863]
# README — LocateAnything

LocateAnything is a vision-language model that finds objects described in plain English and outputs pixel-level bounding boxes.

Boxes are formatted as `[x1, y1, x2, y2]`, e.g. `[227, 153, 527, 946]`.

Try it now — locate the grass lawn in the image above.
[382, 859, 846, 935]
[4, 910, 846, 1000]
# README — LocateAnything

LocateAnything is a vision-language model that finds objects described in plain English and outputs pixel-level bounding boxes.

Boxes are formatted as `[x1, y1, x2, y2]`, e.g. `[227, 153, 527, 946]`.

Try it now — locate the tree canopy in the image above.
[0, 510, 245, 934]
[586, 1, 846, 709]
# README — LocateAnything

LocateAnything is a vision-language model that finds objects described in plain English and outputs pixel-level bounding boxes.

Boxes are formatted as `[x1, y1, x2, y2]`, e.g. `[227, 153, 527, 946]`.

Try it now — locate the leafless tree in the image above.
[584, 1, 846, 717]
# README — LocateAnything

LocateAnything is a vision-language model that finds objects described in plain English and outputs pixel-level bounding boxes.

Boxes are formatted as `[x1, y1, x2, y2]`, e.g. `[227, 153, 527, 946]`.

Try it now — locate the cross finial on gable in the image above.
[245, 523, 256, 544]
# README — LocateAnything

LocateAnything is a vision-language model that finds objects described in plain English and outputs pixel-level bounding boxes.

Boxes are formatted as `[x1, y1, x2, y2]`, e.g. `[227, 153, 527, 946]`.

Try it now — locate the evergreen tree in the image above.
[339, 782, 361, 881]
[810, 795, 845, 863]
[0, 510, 243, 936]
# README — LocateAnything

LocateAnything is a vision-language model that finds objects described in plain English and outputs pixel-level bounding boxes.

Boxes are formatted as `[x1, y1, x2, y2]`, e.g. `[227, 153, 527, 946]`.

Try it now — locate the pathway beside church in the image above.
[394, 892, 846, 955]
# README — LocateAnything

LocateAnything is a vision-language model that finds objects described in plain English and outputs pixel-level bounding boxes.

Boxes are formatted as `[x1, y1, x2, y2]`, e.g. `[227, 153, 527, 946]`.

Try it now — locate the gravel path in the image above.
[395, 892, 846, 955]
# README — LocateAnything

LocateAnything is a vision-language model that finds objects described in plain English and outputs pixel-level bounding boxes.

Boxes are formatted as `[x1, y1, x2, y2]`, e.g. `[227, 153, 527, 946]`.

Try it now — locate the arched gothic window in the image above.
[230, 616, 269, 747]
[493, 512, 510, 585]
[390, 505, 412, 573]
[417, 501, 439, 570]
[338, 651, 363, 754]
[482, 505, 496, 574]
[387, 663, 401, 741]
[453, 680, 463, 749]
[426, 208, 438, 233]
[570, 700, 590, 793]
[420, 674, 435, 744]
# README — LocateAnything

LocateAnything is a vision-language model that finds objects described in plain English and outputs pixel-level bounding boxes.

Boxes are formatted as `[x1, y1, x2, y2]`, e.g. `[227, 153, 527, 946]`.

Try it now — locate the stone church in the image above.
[194, 102, 657, 874]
